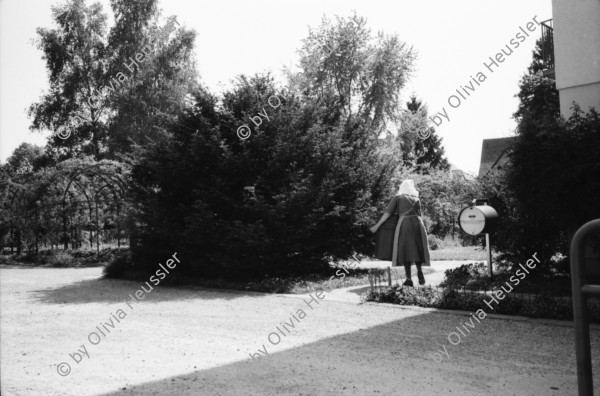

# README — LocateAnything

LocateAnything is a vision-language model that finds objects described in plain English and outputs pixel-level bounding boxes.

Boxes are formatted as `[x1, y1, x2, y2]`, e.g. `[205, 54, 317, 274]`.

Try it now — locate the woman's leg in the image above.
[403, 262, 413, 286]
[416, 262, 425, 285]
[404, 262, 412, 278]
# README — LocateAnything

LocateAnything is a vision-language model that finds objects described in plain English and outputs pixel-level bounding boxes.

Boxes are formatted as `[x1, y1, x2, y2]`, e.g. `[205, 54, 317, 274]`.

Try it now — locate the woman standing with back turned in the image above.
[370, 180, 430, 286]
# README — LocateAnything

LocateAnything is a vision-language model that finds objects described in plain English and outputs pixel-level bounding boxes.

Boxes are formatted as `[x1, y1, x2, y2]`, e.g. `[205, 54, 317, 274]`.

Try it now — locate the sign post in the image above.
[485, 233, 493, 278]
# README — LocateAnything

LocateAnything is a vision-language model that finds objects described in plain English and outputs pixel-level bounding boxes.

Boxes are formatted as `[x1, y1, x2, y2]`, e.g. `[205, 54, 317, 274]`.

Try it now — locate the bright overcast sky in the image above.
[0, 0, 552, 174]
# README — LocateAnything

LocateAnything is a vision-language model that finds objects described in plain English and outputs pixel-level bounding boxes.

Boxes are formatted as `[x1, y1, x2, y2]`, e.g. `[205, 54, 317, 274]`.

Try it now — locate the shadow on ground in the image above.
[347, 285, 371, 297]
[93, 309, 589, 396]
[30, 277, 268, 305]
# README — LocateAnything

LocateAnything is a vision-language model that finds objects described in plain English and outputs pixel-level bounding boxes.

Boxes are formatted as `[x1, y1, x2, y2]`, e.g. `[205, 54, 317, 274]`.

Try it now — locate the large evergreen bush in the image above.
[128, 77, 396, 278]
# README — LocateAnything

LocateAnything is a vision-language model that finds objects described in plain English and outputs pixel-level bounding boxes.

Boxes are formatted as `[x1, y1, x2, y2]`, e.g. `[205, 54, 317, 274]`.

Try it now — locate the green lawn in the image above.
[428, 237, 489, 261]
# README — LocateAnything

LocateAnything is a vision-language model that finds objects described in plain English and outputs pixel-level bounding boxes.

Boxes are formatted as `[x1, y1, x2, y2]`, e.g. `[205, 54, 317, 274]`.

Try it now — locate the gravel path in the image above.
[1, 266, 599, 396]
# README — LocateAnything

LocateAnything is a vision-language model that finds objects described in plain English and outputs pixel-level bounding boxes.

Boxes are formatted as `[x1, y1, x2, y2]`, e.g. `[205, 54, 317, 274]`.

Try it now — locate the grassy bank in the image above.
[106, 261, 436, 294]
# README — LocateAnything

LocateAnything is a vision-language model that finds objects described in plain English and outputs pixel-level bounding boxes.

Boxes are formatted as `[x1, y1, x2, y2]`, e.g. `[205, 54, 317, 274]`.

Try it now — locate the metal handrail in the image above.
[570, 218, 600, 396]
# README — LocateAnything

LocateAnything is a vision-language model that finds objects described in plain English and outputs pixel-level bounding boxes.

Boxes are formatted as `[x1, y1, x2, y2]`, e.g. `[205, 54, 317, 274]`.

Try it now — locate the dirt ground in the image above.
[1, 266, 599, 396]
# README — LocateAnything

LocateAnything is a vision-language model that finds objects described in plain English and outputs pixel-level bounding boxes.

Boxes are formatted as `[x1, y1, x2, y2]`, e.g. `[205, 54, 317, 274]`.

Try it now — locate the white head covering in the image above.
[397, 179, 419, 198]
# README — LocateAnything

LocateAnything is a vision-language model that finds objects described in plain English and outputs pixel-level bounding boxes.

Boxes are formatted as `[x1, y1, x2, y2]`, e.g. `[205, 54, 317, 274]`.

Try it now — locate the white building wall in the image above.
[552, 0, 600, 116]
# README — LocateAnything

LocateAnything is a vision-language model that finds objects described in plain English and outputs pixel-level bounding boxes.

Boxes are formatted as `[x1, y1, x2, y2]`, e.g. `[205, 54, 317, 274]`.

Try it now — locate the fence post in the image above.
[387, 267, 392, 287]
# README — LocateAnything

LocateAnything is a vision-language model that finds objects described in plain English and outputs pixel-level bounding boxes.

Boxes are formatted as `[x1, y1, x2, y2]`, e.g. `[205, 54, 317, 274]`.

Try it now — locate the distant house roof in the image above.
[449, 164, 476, 181]
[478, 137, 517, 177]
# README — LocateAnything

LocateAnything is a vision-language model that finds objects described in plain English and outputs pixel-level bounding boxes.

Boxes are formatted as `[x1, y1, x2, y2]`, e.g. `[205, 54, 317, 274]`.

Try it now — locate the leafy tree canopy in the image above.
[28, 0, 198, 160]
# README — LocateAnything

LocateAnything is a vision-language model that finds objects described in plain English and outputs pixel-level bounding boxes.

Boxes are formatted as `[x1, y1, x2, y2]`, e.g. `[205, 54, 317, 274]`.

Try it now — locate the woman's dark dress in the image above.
[385, 194, 426, 264]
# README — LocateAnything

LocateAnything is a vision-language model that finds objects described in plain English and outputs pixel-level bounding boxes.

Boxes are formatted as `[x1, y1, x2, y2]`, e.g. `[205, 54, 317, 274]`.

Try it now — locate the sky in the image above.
[0, 0, 552, 174]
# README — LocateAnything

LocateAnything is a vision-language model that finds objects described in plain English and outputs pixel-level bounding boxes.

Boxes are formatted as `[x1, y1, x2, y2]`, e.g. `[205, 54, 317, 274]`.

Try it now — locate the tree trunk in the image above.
[15, 229, 21, 255]
[95, 199, 100, 256]
[62, 202, 68, 250]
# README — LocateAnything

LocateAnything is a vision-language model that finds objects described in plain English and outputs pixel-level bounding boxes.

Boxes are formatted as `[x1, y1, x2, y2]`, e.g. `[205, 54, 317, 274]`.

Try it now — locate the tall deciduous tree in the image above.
[5, 143, 47, 173]
[288, 14, 416, 135]
[105, 0, 198, 155]
[28, 0, 198, 160]
[28, 0, 109, 159]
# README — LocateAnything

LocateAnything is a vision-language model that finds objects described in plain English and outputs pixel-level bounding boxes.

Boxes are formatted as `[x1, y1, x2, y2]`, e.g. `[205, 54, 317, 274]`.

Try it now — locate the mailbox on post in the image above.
[458, 199, 499, 277]
[458, 199, 498, 235]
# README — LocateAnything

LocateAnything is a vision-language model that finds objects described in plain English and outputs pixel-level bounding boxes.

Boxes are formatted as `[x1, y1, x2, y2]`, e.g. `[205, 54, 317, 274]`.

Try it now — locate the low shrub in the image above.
[364, 286, 600, 323]
[427, 235, 442, 251]
[519, 295, 573, 321]
[3, 247, 130, 267]
[391, 286, 442, 307]
[364, 286, 443, 307]
[46, 251, 75, 267]
[492, 295, 525, 315]
[438, 289, 483, 312]
[439, 261, 574, 296]
[103, 251, 133, 278]
[244, 277, 295, 293]
[440, 262, 488, 289]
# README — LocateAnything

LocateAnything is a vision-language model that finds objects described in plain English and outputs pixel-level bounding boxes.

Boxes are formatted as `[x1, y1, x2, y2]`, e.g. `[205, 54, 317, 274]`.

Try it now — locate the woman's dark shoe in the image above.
[417, 271, 426, 285]
[403, 279, 414, 287]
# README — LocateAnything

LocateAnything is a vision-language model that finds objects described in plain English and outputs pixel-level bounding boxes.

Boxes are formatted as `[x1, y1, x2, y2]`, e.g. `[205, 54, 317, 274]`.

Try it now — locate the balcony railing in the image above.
[541, 19, 555, 78]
